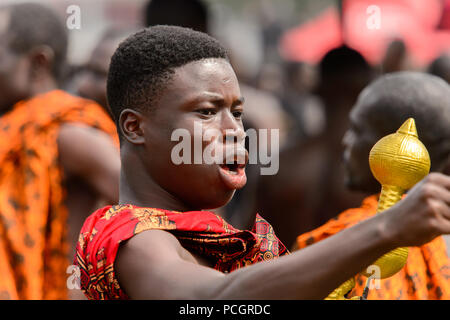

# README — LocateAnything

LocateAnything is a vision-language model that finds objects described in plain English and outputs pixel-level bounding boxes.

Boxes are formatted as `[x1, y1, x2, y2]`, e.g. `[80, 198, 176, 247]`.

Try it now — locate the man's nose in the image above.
[220, 111, 245, 144]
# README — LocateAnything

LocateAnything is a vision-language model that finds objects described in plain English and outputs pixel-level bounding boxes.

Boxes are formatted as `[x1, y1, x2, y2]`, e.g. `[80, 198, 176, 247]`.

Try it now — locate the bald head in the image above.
[356, 72, 450, 163]
[1, 2, 68, 79]
[0, 3, 67, 113]
[344, 72, 450, 192]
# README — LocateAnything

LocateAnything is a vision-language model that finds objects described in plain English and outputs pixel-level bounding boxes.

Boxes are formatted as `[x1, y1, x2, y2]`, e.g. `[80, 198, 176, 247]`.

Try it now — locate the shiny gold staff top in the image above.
[364, 117, 431, 279]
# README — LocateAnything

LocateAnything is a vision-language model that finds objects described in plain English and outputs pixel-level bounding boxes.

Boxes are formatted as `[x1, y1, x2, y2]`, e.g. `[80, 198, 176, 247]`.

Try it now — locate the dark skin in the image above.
[115, 58, 450, 299]
[119, 59, 245, 211]
[342, 102, 381, 194]
[343, 84, 450, 194]
[0, 14, 55, 115]
[0, 8, 120, 299]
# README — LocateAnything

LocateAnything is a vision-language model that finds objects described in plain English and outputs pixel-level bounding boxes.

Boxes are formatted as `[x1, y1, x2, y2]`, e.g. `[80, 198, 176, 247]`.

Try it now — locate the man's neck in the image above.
[119, 152, 193, 212]
[0, 80, 58, 117]
[30, 77, 58, 97]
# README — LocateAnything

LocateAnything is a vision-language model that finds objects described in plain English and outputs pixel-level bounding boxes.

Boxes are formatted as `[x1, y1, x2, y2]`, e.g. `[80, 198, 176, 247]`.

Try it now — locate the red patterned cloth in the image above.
[75, 204, 288, 299]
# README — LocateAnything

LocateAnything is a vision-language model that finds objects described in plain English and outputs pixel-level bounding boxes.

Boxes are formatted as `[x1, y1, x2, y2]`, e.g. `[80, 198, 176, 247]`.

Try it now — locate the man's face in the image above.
[0, 9, 31, 113]
[76, 39, 118, 110]
[342, 103, 381, 193]
[138, 58, 246, 210]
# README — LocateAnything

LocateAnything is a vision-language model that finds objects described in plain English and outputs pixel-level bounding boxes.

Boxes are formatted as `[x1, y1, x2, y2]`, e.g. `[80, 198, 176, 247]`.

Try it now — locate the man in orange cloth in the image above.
[75, 26, 450, 300]
[0, 3, 120, 299]
[296, 72, 450, 299]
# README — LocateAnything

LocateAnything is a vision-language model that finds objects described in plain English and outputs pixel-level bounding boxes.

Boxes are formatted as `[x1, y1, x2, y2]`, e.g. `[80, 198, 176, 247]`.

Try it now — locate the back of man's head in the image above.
[356, 71, 450, 172]
[318, 46, 373, 94]
[428, 54, 450, 84]
[2, 2, 68, 80]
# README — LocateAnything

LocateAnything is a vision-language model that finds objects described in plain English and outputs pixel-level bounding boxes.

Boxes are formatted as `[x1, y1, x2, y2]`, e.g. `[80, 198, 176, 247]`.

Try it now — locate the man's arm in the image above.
[58, 124, 120, 301]
[115, 173, 450, 300]
[57, 124, 120, 203]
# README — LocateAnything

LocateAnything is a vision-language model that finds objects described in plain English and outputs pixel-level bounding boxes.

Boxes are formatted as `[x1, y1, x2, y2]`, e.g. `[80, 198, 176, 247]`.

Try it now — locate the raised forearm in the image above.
[118, 173, 450, 300]
[212, 213, 395, 299]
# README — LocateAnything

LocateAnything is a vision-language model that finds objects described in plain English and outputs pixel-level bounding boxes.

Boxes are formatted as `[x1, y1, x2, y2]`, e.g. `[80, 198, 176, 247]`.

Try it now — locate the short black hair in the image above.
[319, 45, 372, 85]
[3, 3, 68, 80]
[428, 54, 450, 84]
[144, 0, 208, 34]
[107, 25, 228, 126]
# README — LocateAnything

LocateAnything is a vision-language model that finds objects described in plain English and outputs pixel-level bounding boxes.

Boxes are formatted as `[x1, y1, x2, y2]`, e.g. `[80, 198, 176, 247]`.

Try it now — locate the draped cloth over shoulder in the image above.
[75, 205, 289, 300]
[0, 90, 118, 300]
[296, 195, 450, 300]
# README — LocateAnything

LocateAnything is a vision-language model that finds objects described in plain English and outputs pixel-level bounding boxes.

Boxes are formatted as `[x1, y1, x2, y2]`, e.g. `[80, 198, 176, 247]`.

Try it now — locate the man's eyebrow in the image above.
[235, 96, 245, 105]
[186, 93, 245, 106]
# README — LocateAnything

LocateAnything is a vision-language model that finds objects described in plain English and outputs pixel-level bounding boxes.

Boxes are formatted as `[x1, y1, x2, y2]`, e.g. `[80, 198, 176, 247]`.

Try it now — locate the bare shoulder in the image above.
[57, 123, 120, 201]
[57, 124, 115, 153]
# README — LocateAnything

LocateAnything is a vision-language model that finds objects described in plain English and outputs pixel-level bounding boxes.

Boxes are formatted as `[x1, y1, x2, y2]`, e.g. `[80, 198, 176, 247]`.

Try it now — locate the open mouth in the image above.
[217, 151, 248, 190]
[219, 162, 246, 174]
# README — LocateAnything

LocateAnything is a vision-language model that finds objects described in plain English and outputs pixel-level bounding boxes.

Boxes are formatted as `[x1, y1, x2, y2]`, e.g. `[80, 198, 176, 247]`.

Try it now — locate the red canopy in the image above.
[280, 0, 450, 66]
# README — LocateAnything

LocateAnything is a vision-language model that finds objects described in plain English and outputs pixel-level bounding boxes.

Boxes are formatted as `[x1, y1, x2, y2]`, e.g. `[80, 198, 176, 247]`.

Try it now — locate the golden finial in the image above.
[362, 118, 431, 279]
[369, 118, 430, 192]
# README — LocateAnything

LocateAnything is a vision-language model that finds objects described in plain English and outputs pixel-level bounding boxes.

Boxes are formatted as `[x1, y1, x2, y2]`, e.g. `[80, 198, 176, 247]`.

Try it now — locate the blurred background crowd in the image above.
[4, 0, 450, 251]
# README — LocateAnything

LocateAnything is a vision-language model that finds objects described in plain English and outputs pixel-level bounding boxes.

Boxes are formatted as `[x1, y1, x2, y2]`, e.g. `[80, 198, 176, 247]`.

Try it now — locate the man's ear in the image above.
[119, 109, 145, 145]
[28, 45, 55, 78]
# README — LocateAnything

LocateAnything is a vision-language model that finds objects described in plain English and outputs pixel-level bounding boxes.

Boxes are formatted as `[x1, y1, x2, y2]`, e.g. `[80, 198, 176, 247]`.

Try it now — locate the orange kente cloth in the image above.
[0, 90, 118, 300]
[296, 195, 450, 300]
[75, 205, 288, 300]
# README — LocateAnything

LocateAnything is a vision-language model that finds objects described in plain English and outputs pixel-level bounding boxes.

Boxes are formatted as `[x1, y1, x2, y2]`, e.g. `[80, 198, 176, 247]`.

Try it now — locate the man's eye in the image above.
[197, 109, 216, 116]
[233, 111, 243, 119]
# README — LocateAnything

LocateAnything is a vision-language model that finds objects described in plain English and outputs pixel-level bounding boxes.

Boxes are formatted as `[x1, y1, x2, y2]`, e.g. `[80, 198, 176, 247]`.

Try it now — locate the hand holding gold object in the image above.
[326, 118, 430, 300]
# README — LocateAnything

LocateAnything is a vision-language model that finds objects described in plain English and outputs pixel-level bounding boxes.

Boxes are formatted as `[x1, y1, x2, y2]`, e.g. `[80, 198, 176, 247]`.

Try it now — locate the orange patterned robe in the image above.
[296, 195, 450, 299]
[75, 205, 288, 299]
[0, 90, 118, 300]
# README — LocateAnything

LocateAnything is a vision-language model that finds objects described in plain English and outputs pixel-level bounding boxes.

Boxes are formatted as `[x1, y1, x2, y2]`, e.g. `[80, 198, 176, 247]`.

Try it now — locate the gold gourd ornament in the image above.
[325, 118, 430, 300]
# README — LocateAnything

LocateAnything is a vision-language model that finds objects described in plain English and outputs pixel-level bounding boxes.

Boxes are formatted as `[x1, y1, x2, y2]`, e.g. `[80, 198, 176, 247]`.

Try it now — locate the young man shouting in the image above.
[75, 26, 450, 300]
